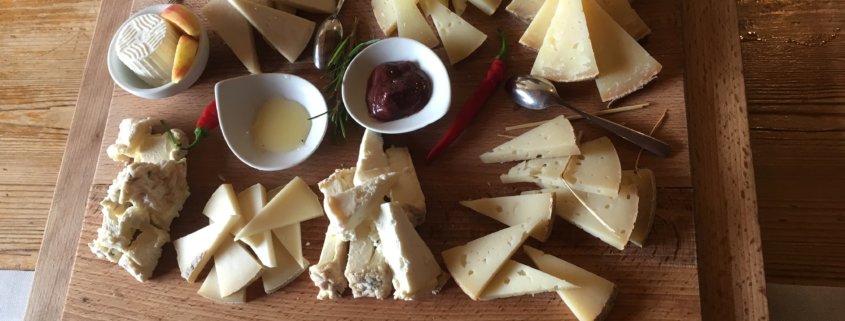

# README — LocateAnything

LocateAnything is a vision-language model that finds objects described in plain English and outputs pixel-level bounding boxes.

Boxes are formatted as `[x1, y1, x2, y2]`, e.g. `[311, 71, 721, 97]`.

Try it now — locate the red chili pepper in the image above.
[426, 31, 508, 163]
[184, 100, 219, 150]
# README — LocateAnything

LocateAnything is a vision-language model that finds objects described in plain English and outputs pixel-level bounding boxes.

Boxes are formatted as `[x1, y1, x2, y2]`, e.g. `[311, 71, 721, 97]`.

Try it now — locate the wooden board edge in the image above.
[24, 1, 132, 320]
[681, 0, 769, 320]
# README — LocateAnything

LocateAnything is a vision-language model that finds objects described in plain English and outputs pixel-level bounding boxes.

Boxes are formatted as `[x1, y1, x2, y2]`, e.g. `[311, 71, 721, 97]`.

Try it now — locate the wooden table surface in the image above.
[1, 0, 842, 318]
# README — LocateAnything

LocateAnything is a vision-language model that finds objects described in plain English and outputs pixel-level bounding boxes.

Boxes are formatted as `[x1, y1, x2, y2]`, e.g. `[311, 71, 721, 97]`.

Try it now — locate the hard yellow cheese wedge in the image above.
[268, 185, 309, 267]
[500, 156, 571, 188]
[467, 0, 503, 15]
[531, 0, 599, 82]
[236, 177, 323, 239]
[519, 0, 557, 50]
[506, 0, 545, 22]
[173, 219, 233, 282]
[422, 0, 487, 65]
[262, 234, 308, 294]
[202, 0, 261, 74]
[460, 193, 554, 242]
[479, 260, 577, 300]
[629, 169, 656, 247]
[480, 115, 580, 163]
[229, 0, 316, 62]
[372, 0, 398, 35]
[394, 0, 440, 48]
[203, 184, 242, 225]
[236, 184, 276, 267]
[197, 265, 246, 303]
[214, 237, 264, 297]
[563, 137, 622, 197]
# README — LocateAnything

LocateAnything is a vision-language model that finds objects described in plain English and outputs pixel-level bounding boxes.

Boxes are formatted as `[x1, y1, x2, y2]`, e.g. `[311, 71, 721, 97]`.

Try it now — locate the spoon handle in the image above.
[557, 102, 672, 158]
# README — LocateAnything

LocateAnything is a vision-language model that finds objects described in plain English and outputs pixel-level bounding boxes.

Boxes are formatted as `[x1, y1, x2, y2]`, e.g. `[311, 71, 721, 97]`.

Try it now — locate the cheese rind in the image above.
[479, 260, 577, 300]
[325, 172, 399, 240]
[230, 0, 316, 62]
[562, 137, 621, 197]
[506, 0, 545, 22]
[500, 157, 571, 188]
[236, 177, 323, 239]
[467, 0, 503, 15]
[202, 0, 261, 74]
[441, 224, 529, 300]
[385, 147, 426, 225]
[198, 266, 247, 303]
[423, 0, 487, 65]
[480, 115, 580, 163]
[394, 0, 440, 48]
[214, 237, 265, 297]
[519, 0, 557, 50]
[629, 169, 656, 247]
[530, 0, 599, 82]
[116, 14, 178, 87]
[354, 130, 390, 186]
[524, 246, 617, 321]
[460, 193, 554, 242]
[309, 231, 349, 299]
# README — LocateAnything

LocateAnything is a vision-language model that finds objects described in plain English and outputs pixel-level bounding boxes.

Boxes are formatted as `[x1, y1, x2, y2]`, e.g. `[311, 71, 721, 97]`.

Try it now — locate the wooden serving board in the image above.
[27, 0, 761, 319]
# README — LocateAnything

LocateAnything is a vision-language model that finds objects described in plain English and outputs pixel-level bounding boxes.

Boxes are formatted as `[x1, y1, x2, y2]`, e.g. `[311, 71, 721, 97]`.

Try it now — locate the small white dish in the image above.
[342, 37, 451, 134]
[107, 4, 210, 99]
[215, 73, 328, 172]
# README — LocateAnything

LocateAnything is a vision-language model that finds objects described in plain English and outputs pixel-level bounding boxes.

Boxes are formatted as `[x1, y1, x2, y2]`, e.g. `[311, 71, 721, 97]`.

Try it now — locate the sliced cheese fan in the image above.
[236, 177, 323, 239]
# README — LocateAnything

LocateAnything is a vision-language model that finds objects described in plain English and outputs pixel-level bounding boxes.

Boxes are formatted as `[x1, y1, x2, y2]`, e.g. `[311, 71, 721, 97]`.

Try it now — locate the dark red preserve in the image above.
[366, 61, 432, 121]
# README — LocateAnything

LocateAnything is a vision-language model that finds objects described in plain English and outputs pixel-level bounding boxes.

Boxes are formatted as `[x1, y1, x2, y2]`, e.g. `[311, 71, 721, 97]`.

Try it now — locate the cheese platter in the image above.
[26, 0, 763, 319]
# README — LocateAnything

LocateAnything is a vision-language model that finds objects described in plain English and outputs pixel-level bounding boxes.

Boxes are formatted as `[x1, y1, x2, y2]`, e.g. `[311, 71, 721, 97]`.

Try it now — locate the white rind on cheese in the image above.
[214, 237, 265, 297]
[394, 0, 440, 48]
[530, 0, 599, 82]
[479, 260, 577, 300]
[524, 246, 617, 321]
[325, 172, 399, 240]
[198, 265, 247, 303]
[230, 0, 316, 62]
[467, 0, 503, 15]
[372, 0, 398, 35]
[236, 177, 323, 239]
[309, 230, 349, 299]
[262, 234, 308, 294]
[562, 137, 621, 197]
[519, 0, 557, 50]
[480, 115, 580, 163]
[354, 130, 390, 186]
[116, 14, 178, 87]
[506, 0, 545, 22]
[595, 0, 650, 40]
[422, 0, 488, 65]
[385, 147, 426, 225]
[629, 169, 656, 247]
[460, 193, 555, 242]
[236, 184, 277, 267]
[500, 157, 571, 188]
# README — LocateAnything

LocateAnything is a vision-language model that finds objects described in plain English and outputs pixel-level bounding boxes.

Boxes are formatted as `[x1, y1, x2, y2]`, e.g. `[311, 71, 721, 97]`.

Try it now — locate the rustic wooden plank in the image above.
[738, 0, 845, 288]
[681, 0, 769, 320]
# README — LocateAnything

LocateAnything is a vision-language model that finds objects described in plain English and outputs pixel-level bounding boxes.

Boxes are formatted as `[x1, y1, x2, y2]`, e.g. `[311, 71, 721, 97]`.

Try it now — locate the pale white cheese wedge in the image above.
[198, 265, 247, 303]
[595, 0, 650, 40]
[309, 230, 349, 299]
[385, 147, 426, 225]
[479, 260, 577, 300]
[394, 0, 440, 48]
[524, 246, 617, 321]
[203, 0, 261, 74]
[467, 0, 502, 15]
[531, 0, 599, 82]
[441, 224, 529, 300]
[229, 0, 316, 62]
[106, 118, 187, 165]
[235, 184, 277, 267]
[480, 115, 580, 163]
[344, 224, 393, 299]
[214, 237, 265, 297]
[629, 169, 656, 247]
[452, 0, 468, 15]
[562, 137, 621, 197]
[203, 184, 243, 226]
[236, 177, 323, 239]
[262, 234, 308, 294]
[519, 0, 557, 50]
[506, 0, 545, 22]
[116, 13, 178, 87]
[354, 130, 390, 185]
[173, 219, 236, 282]
[271, 0, 334, 13]
[584, 0, 661, 101]
[324, 172, 399, 240]
[375, 202, 443, 300]
[421, 0, 487, 65]
[500, 156, 571, 188]
[460, 193, 555, 242]
[372, 0, 398, 35]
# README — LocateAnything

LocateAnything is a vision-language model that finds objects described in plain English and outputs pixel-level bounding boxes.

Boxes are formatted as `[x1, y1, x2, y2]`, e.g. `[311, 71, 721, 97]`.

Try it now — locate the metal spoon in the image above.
[313, 0, 346, 70]
[506, 75, 672, 158]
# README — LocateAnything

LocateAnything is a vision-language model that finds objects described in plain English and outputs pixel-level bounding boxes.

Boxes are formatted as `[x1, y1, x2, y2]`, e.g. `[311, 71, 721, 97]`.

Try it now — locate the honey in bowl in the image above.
[251, 98, 312, 152]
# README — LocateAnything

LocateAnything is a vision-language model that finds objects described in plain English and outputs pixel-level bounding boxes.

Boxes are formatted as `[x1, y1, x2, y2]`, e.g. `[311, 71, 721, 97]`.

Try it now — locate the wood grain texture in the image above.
[682, 0, 769, 320]
[738, 0, 845, 287]
[23, 1, 128, 320]
[0, 0, 100, 270]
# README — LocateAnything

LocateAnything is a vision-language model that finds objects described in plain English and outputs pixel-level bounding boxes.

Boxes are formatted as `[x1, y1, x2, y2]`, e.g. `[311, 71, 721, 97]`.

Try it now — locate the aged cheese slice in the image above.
[629, 169, 656, 247]
[375, 202, 443, 300]
[344, 224, 393, 299]
[530, 0, 598, 82]
[266, 184, 309, 268]
[237, 184, 276, 267]
[479, 260, 577, 300]
[236, 177, 323, 239]
[385, 147, 426, 225]
[309, 230, 349, 299]
[422, 0, 487, 65]
[173, 219, 234, 282]
[214, 237, 264, 297]
[500, 157, 570, 188]
[202, 0, 261, 74]
[460, 193, 554, 242]
[595, 0, 650, 40]
[524, 246, 617, 321]
[467, 0, 502, 15]
[116, 14, 178, 87]
[198, 265, 246, 303]
[480, 115, 580, 163]
[519, 0, 556, 50]
[563, 137, 621, 197]
[394, 0, 440, 48]
[441, 224, 529, 300]
[372, 0, 398, 35]
[263, 234, 308, 294]
[354, 130, 390, 185]
[325, 172, 398, 240]
[203, 184, 242, 226]
[452, 0, 468, 15]
[506, 0, 545, 22]
[271, 0, 334, 13]
[583, 0, 661, 101]
[230, 0, 316, 62]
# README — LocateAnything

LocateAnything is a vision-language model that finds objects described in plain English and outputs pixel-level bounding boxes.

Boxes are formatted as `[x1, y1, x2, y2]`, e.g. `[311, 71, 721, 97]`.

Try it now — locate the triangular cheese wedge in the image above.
[531, 0, 598, 82]
[237, 184, 276, 267]
[173, 219, 234, 282]
[595, 0, 650, 40]
[518, 0, 557, 50]
[267, 184, 308, 267]
[563, 137, 621, 197]
[460, 193, 554, 242]
[583, 0, 661, 101]
[629, 169, 656, 247]
[386, 147, 426, 225]
[441, 224, 529, 300]
[422, 0, 487, 65]
[236, 177, 323, 239]
[372, 0, 398, 35]
[214, 237, 264, 297]
[270, 0, 334, 13]
[480, 115, 580, 163]
[479, 260, 577, 300]
[324, 172, 398, 240]
[452, 0, 468, 15]
[500, 157, 571, 188]
[202, 0, 261, 74]
[354, 130, 390, 185]
[394, 0, 440, 48]
[198, 265, 246, 303]
[203, 184, 242, 224]
[506, 0, 545, 22]
[524, 246, 617, 321]
[229, 0, 315, 63]
[263, 233, 308, 294]
[467, 0, 502, 15]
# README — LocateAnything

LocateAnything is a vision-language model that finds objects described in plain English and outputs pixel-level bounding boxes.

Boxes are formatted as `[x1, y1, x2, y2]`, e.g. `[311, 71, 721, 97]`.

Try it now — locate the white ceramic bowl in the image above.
[342, 37, 451, 134]
[215, 73, 328, 172]
[107, 4, 210, 99]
